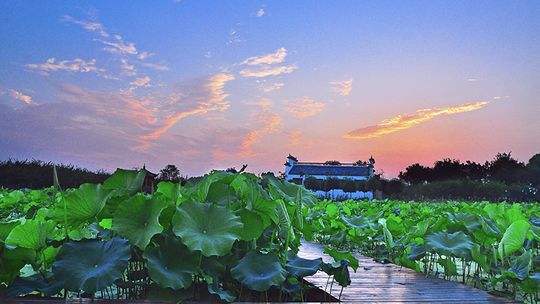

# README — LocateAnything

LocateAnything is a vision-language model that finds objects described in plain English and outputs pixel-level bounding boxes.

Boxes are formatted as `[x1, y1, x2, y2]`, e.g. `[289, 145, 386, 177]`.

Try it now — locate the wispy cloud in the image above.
[467, 77, 479, 82]
[26, 58, 105, 76]
[240, 65, 297, 78]
[130, 76, 151, 88]
[120, 59, 136, 76]
[243, 47, 287, 66]
[99, 35, 138, 55]
[140, 62, 169, 71]
[285, 96, 326, 119]
[256, 8, 266, 17]
[261, 82, 284, 92]
[137, 51, 154, 60]
[344, 101, 491, 139]
[331, 78, 353, 96]
[62, 15, 109, 38]
[9, 90, 33, 105]
[140, 73, 235, 146]
[240, 98, 282, 157]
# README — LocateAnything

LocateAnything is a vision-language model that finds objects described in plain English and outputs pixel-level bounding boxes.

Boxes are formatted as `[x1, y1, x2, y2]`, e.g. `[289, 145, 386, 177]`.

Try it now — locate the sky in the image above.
[0, 1, 539, 177]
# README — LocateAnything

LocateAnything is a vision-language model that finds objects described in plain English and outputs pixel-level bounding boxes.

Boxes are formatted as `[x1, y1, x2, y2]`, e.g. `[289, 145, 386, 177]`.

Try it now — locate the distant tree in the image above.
[159, 164, 181, 182]
[226, 164, 248, 173]
[431, 158, 465, 181]
[398, 163, 432, 184]
[486, 152, 526, 184]
[526, 153, 540, 187]
[0, 159, 110, 189]
[324, 160, 341, 165]
[353, 160, 368, 166]
[462, 161, 487, 180]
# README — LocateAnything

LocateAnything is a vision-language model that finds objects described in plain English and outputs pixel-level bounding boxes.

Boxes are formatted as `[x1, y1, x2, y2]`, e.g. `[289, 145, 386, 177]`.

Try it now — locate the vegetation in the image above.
[306, 200, 540, 303]
[0, 169, 352, 302]
[0, 159, 110, 190]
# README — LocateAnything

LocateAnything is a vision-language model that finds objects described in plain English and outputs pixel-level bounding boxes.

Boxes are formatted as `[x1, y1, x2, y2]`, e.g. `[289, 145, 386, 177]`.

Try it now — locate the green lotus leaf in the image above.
[103, 168, 145, 195]
[0, 220, 20, 242]
[7, 274, 63, 297]
[172, 202, 242, 257]
[508, 250, 532, 280]
[448, 213, 481, 232]
[143, 236, 198, 290]
[53, 183, 112, 228]
[498, 219, 530, 258]
[341, 214, 371, 229]
[286, 255, 322, 278]
[112, 194, 167, 250]
[323, 246, 359, 271]
[408, 244, 427, 261]
[237, 209, 265, 241]
[321, 260, 351, 287]
[5, 219, 54, 250]
[52, 238, 130, 293]
[155, 181, 183, 204]
[426, 231, 473, 258]
[208, 281, 236, 303]
[230, 251, 287, 291]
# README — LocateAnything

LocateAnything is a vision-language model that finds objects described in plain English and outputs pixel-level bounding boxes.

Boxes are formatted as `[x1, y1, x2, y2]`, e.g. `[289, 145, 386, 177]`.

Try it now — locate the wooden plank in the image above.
[298, 241, 515, 303]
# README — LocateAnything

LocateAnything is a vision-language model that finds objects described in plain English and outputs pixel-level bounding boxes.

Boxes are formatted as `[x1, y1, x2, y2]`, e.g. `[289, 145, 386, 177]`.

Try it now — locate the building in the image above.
[284, 155, 375, 183]
[141, 165, 157, 194]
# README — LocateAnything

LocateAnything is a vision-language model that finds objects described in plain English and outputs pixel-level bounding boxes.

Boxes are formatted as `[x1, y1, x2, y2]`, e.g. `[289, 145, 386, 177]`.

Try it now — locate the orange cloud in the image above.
[344, 101, 490, 139]
[140, 73, 235, 145]
[240, 99, 283, 157]
[285, 96, 326, 119]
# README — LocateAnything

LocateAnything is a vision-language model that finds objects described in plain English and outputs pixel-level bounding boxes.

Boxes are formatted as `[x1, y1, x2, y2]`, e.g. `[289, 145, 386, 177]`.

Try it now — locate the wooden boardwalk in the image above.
[298, 241, 515, 303]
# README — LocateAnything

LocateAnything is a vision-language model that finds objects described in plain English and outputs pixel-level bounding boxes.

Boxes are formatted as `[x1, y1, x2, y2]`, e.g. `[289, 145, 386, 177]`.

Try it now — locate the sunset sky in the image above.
[1, 1, 539, 177]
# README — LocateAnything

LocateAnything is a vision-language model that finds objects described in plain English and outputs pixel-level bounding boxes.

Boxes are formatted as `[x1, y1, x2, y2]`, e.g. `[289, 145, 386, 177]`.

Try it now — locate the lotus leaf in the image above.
[426, 231, 473, 258]
[143, 236, 198, 290]
[508, 251, 532, 280]
[286, 255, 322, 278]
[498, 219, 530, 258]
[172, 202, 242, 256]
[112, 194, 167, 249]
[52, 238, 130, 293]
[323, 246, 359, 271]
[103, 169, 145, 195]
[53, 183, 112, 228]
[5, 219, 54, 250]
[230, 251, 286, 291]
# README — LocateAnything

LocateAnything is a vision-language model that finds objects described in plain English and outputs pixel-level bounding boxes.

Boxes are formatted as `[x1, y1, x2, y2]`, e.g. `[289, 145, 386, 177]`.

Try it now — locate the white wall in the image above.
[313, 189, 373, 200]
[285, 174, 369, 181]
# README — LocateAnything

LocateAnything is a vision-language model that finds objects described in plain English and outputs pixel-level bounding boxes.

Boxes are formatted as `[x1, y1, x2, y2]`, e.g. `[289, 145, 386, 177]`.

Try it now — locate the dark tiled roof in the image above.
[288, 164, 371, 177]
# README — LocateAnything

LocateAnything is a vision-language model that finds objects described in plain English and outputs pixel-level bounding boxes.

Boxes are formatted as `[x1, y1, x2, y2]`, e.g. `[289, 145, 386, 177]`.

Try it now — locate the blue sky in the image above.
[1, 1, 538, 176]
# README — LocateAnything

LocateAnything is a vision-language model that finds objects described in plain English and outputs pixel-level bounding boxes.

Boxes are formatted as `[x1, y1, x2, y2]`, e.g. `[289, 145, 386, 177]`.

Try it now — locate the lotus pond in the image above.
[1, 170, 539, 303]
[305, 200, 540, 303]
[0, 170, 347, 302]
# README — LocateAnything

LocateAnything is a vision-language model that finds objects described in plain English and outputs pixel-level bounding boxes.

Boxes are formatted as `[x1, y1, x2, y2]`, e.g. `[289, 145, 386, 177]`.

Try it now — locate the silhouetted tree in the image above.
[324, 160, 342, 165]
[159, 164, 181, 182]
[398, 163, 432, 184]
[526, 153, 540, 187]
[486, 152, 526, 184]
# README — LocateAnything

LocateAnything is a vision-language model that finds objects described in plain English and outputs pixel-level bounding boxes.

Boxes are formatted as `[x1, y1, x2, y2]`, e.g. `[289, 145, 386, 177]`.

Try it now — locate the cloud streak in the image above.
[243, 48, 287, 66]
[139, 73, 235, 146]
[344, 101, 491, 139]
[331, 79, 353, 96]
[26, 58, 105, 76]
[286, 97, 326, 119]
[9, 90, 33, 105]
[240, 98, 282, 157]
[240, 65, 297, 78]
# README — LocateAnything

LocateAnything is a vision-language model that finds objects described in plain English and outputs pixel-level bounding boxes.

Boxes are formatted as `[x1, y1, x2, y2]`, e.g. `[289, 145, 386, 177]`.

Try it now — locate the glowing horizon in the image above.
[0, 1, 538, 177]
